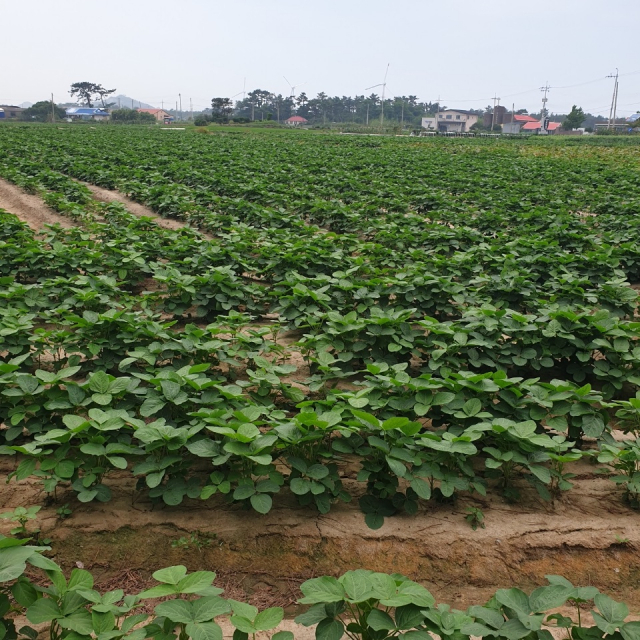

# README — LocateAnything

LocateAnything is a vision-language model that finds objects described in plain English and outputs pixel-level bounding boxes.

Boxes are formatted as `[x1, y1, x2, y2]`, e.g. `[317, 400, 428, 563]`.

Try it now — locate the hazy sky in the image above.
[2, 0, 639, 116]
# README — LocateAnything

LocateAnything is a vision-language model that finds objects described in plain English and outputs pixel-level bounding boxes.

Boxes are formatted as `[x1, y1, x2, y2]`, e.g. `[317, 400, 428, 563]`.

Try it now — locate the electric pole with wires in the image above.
[539, 83, 550, 135]
[607, 69, 619, 130]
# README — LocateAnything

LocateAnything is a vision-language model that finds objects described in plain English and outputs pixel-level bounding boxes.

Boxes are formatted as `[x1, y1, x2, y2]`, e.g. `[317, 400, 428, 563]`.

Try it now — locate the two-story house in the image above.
[422, 109, 479, 133]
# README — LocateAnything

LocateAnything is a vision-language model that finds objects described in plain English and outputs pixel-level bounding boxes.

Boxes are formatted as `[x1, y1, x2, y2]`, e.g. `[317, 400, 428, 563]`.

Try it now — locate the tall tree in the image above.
[69, 82, 116, 108]
[211, 97, 233, 121]
[562, 105, 586, 130]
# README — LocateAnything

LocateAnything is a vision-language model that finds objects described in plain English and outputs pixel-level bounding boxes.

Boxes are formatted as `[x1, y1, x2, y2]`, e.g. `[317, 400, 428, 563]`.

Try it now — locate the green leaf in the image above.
[529, 585, 570, 612]
[88, 371, 111, 394]
[137, 584, 177, 599]
[229, 601, 259, 620]
[340, 570, 374, 603]
[594, 593, 628, 625]
[495, 588, 530, 615]
[11, 579, 38, 607]
[191, 596, 231, 622]
[233, 485, 256, 500]
[92, 610, 116, 635]
[68, 568, 94, 591]
[91, 393, 113, 406]
[0, 547, 34, 582]
[621, 622, 640, 640]
[254, 607, 284, 631]
[186, 621, 223, 640]
[410, 478, 431, 500]
[176, 571, 217, 594]
[290, 478, 311, 495]
[316, 619, 345, 640]
[367, 609, 395, 631]
[152, 565, 188, 585]
[250, 493, 272, 514]
[299, 576, 346, 604]
[294, 603, 329, 627]
[154, 600, 193, 624]
[463, 398, 482, 417]
[55, 460, 75, 479]
[26, 598, 61, 624]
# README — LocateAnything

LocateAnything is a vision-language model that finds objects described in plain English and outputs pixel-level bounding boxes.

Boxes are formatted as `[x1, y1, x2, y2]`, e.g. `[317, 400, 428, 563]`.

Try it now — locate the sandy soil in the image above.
[0, 178, 76, 230]
[1, 456, 639, 611]
[81, 181, 211, 236]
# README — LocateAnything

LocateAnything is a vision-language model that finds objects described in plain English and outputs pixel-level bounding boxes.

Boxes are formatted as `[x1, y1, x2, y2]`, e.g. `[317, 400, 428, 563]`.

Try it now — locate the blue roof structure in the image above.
[66, 107, 109, 116]
[627, 113, 640, 123]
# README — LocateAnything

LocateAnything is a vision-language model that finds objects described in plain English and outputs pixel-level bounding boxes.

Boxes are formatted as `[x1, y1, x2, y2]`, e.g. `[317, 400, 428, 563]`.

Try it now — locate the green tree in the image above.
[563, 105, 586, 130]
[110, 109, 156, 124]
[20, 101, 66, 122]
[69, 82, 116, 107]
[211, 97, 233, 122]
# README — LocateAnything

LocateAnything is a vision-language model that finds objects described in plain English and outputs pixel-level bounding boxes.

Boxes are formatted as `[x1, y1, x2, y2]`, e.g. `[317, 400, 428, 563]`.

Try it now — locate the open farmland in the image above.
[1, 126, 640, 625]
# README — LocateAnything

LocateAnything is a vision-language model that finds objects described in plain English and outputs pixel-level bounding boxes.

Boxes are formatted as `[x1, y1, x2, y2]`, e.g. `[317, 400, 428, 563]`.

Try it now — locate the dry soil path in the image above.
[82, 181, 213, 238]
[0, 178, 75, 230]
[1, 457, 639, 610]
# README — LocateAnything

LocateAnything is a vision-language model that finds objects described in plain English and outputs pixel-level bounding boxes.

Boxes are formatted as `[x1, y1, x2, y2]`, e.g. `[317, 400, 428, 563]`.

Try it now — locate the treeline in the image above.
[205, 90, 457, 125]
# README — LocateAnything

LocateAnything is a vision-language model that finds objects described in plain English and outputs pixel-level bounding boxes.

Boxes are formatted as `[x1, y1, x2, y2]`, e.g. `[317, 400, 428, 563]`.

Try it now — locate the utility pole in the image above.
[366, 102, 369, 126]
[491, 94, 500, 131]
[380, 63, 389, 130]
[51, 93, 55, 122]
[436, 95, 440, 132]
[539, 83, 550, 135]
[607, 69, 619, 130]
[179, 93, 182, 121]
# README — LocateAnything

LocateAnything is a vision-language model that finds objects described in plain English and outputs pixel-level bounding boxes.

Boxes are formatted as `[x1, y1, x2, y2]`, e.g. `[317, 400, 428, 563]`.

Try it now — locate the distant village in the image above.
[1, 89, 638, 135]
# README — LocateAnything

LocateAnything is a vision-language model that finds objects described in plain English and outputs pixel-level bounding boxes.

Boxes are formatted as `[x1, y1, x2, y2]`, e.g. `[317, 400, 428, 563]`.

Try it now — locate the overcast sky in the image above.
[2, 0, 639, 116]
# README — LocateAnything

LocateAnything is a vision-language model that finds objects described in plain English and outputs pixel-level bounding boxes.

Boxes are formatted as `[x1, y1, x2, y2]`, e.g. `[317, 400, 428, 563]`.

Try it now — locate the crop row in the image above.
[1, 129, 640, 526]
[3, 536, 639, 640]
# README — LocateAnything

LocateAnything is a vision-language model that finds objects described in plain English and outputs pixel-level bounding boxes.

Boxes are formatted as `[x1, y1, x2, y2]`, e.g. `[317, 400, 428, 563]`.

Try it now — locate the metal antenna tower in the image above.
[365, 63, 390, 129]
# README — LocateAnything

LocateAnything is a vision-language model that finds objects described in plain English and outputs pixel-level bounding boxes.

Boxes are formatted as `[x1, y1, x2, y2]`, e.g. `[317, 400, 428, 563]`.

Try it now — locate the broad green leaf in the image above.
[299, 576, 346, 604]
[152, 565, 188, 585]
[254, 607, 284, 631]
[367, 609, 395, 631]
[495, 588, 530, 615]
[316, 618, 345, 640]
[27, 598, 61, 624]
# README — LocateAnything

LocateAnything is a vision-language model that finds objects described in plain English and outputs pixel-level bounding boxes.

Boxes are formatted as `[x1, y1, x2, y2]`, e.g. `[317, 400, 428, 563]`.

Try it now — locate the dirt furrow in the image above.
[81, 181, 212, 237]
[0, 178, 76, 230]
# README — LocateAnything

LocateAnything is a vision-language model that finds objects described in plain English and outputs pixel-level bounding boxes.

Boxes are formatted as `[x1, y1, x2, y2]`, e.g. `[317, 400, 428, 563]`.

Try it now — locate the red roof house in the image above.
[285, 115, 308, 126]
[137, 108, 173, 122]
[521, 120, 562, 133]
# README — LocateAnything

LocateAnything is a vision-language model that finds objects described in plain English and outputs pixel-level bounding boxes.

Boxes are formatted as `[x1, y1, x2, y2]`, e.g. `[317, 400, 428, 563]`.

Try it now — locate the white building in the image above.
[422, 110, 479, 133]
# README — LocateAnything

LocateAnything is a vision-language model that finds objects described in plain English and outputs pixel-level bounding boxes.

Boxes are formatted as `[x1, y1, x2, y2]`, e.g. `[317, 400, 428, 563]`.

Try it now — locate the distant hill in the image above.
[110, 95, 156, 109]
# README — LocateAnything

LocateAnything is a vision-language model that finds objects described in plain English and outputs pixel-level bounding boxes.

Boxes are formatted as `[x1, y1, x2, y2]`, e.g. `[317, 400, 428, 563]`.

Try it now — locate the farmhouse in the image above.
[0, 105, 24, 119]
[285, 115, 308, 126]
[137, 108, 173, 123]
[65, 107, 110, 121]
[422, 110, 478, 133]
[521, 120, 562, 134]
[501, 114, 539, 133]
